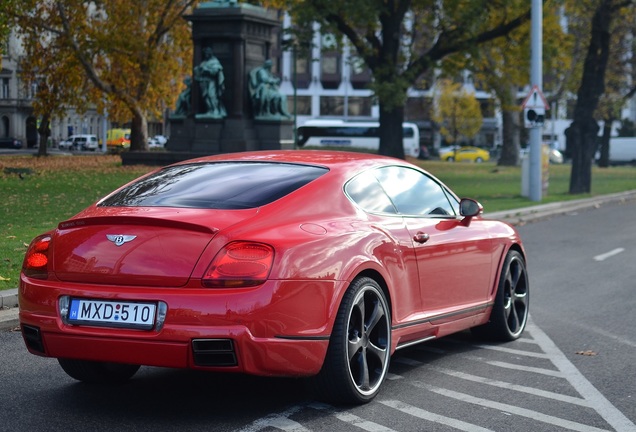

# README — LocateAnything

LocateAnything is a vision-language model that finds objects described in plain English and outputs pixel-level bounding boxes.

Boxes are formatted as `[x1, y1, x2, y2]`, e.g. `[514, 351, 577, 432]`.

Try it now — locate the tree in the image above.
[268, 0, 531, 159]
[593, 7, 636, 168]
[12, 0, 197, 152]
[15, 7, 96, 157]
[565, 0, 634, 194]
[433, 79, 483, 146]
[446, 1, 570, 166]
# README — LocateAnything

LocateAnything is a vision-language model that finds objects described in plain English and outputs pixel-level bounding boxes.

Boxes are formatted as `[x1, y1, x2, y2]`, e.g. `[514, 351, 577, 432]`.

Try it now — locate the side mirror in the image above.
[459, 198, 483, 217]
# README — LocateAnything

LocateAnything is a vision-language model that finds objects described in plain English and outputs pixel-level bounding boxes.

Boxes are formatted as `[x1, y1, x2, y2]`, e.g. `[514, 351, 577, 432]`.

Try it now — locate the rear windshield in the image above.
[98, 162, 328, 209]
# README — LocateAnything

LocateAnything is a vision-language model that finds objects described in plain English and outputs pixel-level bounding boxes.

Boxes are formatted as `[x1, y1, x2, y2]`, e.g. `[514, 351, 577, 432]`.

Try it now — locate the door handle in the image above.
[413, 232, 430, 244]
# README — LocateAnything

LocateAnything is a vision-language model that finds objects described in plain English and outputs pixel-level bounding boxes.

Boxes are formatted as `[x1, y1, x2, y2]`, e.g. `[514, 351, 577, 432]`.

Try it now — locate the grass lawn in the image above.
[1, 153, 635, 291]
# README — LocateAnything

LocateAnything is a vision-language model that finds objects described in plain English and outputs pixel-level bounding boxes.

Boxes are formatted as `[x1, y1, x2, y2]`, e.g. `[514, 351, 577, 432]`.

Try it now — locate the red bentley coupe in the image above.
[19, 150, 528, 404]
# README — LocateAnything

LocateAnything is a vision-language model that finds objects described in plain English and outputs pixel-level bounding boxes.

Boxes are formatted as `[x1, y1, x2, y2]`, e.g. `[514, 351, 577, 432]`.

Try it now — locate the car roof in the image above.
[170, 150, 412, 176]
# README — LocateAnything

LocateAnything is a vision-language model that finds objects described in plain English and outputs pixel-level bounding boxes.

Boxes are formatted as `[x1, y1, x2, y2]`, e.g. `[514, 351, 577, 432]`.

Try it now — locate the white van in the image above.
[606, 137, 636, 165]
[59, 134, 99, 151]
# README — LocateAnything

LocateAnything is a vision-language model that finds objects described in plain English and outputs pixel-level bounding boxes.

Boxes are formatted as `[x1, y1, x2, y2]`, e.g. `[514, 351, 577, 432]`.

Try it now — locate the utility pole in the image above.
[529, 0, 543, 201]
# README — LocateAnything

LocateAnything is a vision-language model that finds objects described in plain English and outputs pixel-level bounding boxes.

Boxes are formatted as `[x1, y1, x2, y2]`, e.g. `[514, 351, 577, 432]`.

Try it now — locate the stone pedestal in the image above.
[254, 120, 294, 150]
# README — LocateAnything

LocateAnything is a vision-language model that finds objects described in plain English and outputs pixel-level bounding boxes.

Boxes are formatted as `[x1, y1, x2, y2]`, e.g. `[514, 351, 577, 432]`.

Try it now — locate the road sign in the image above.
[522, 85, 549, 129]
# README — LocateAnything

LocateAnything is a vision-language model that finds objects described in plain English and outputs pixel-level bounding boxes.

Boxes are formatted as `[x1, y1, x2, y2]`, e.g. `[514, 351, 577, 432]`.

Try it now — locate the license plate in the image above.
[68, 299, 157, 330]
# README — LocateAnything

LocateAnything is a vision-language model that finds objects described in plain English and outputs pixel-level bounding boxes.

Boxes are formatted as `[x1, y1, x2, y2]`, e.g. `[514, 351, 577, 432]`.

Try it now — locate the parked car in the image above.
[59, 134, 99, 151]
[19, 150, 528, 404]
[520, 147, 565, 164]
[147, 137, 163, 148]
[440, 146, 491, 163]
[153, 135, 168, 146]
[549, 148, 564, 164]
[58, 138, 73, 150]
[0, 137, 24, 149]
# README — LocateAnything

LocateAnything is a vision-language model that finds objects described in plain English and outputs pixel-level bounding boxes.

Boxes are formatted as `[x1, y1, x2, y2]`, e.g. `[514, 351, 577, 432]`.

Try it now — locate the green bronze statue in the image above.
[194, 47, 227, 118]
[249, 60, 292, 120]
[173, 76, 192, 117]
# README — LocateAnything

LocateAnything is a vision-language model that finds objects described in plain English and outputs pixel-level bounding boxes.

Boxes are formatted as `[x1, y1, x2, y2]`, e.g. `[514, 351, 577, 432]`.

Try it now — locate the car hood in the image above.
[51, 207, 259, 287]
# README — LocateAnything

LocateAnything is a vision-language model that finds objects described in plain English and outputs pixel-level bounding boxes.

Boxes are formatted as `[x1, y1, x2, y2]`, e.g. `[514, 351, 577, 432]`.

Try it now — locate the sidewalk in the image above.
[2, 189, 636, 332]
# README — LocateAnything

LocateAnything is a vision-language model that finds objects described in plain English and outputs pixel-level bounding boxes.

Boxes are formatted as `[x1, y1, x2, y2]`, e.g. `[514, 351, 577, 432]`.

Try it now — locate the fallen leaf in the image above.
[575, 350, 598, 356]
[0, 275, 10, 281]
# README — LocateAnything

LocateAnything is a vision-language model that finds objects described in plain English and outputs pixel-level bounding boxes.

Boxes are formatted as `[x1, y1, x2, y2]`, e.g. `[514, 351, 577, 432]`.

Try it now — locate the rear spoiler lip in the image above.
[58, 216, 218, 235]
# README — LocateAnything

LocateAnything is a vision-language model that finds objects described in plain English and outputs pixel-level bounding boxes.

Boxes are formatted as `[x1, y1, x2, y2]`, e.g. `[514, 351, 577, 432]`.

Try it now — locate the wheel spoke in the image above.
[506, 301, 520, 332]
[347, 295, 365, 362]
[366, 298, 385, 335]
[367, 342, 388, 366]
[352, 295, 366, 332]
[509, 260, 521, 288]
[357, 349, 370, 389]
[348, 337, 362, 362]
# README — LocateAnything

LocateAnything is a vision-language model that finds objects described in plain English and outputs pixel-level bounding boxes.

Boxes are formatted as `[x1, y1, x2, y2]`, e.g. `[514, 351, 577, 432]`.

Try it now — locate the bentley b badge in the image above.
[106, 234, 137, 246]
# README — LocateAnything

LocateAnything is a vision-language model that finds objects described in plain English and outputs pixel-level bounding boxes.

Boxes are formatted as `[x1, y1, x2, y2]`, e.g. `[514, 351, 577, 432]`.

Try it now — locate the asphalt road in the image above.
[1, 196, 635, 431]
[514, 197, 636, 429]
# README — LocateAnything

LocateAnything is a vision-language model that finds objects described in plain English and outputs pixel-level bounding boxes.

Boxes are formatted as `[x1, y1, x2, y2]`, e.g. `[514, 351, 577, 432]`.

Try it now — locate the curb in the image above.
[2, 189, 636, 332]
[0, 288, 19, 331]
[485, 190, 636, 225]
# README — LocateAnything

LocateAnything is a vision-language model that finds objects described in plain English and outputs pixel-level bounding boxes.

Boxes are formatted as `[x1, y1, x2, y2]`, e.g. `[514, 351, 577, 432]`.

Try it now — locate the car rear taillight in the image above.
[202, 241, 274, 288]
[23, 235, 52, 279]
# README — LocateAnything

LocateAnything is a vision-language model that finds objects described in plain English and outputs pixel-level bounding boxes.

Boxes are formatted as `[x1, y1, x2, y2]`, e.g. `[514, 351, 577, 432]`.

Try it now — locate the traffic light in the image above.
[524, 108, 545, 128]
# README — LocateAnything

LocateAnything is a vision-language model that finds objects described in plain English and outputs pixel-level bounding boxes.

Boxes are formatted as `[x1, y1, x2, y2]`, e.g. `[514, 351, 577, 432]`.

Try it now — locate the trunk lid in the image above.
[52, 207, 258, 287]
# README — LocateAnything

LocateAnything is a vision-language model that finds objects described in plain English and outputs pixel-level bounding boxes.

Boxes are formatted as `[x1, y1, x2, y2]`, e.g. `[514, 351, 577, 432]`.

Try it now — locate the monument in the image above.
[163, 0, 293, 162]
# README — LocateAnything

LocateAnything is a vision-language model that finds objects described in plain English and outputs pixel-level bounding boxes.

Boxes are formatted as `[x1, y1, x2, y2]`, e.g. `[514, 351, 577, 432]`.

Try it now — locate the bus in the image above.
[297, 119, 421, 158]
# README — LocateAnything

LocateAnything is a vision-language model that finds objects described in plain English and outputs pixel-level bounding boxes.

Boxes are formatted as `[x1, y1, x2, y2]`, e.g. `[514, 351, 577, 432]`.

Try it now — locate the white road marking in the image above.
[413, 382, 610, 432]
[380, 399, 494, 432]
[236, 405, 311, 432]
[309, 402, 397, 431]
[430, 366, 590, 407]
[465, 356, 564, 377]
[467, 343, 550, 358]
[385, 372, 403, 380]
[594, 248, 625, 261]
[527, 320, 636, 432]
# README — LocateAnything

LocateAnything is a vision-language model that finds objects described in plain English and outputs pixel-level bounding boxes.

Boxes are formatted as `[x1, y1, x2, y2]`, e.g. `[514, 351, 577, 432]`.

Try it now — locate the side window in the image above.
[345, 171, 398, 214]
[374, 166, 456, 216]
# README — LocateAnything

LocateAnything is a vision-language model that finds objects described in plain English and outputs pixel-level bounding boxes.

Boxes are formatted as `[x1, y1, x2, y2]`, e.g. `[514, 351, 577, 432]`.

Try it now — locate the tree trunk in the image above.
[498, 107, 521, 166]
[567, 120, 599, 194]
[598, 118, 613, 168]
[36, 114, 50, 157]
[378, 104, 405, 159]
[129, 108, 148, 152]
[568, 0, 612, 194]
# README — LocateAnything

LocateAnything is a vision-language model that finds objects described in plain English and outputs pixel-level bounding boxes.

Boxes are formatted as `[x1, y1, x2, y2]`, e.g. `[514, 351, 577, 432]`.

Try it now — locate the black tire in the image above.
[475, 157, 484, 163]
[472, 250, 529, 341]
[446, 156, 455, 162]
[58, 358, 140, 383]
[314, 277, 391, 404]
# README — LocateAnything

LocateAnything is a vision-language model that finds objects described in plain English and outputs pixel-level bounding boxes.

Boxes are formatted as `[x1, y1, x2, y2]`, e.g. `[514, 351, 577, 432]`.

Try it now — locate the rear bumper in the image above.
[20, 314, 328, 376]
[19, 277, 341, 377]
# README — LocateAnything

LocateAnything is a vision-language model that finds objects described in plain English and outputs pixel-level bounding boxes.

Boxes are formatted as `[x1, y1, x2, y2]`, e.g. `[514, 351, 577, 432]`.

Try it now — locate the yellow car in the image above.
[440, 146, 491, 163]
